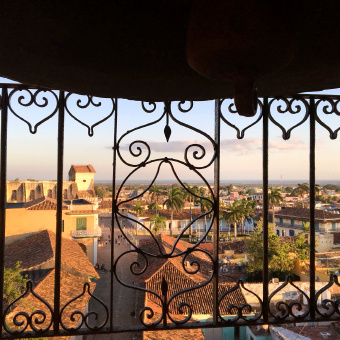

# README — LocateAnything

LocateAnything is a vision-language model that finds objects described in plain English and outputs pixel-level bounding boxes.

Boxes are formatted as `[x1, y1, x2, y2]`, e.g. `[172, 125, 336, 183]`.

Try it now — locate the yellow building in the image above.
[5, 196, 100, 265]
[7, 164, 97, 203]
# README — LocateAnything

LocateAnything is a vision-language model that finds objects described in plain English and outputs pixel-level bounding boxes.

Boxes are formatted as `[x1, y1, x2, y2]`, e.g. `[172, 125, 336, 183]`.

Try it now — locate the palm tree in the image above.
[163, 187, 184, 237]
[226, 184, 234, 194]
[298, 183, 309, 207]
[131, 202, 144, 216]
[150, 214, 167, 235]
[182, 183, 199, 235]
[149, 184, 162, 214]
[220, 201, 243, 240]
[268, 187, 284, 226]
[239, 199, 256, 234]
[200, 195, 212, 237]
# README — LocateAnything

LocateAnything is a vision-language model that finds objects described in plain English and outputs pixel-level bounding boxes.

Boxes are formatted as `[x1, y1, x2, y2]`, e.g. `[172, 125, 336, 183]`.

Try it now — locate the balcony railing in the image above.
[1, 84, 340, 339]
[71, 228, 102, 238]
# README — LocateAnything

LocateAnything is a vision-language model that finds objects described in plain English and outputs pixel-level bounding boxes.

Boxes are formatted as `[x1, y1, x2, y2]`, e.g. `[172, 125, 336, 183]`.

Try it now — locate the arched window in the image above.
[29, 190, 35, 201]
[47, 189, 52, 198]
[63, 189, 68, 199]
[11, 190, 17, 201]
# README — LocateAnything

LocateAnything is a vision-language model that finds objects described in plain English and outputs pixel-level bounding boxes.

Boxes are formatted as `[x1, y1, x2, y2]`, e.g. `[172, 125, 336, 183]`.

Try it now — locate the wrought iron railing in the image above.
[0, 83, 340, 338]
[71, 228, 102, 238]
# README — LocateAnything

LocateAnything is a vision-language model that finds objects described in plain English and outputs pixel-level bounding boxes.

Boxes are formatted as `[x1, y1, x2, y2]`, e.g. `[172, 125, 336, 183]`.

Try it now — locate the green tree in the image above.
[149, 184, 162, 214]
[4, 262, 27, 307]
[150, 214, 167, 235]
[163, 187, 184, 237]
[240, 199, 256, 234]
[245, 219, 294, 280]
[94, 185, 106, 199]
[220, 201, 243, 240]
[131, 203, 145, 216]
[226, 184, 234, 194]
[294, 233, 310, 262]
[268, 187, 284, 226]
[148, 202, 161, 211]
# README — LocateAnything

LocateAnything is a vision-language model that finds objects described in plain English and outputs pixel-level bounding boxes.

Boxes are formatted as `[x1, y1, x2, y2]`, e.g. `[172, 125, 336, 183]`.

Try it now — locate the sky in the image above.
[1, 76, 340, 183]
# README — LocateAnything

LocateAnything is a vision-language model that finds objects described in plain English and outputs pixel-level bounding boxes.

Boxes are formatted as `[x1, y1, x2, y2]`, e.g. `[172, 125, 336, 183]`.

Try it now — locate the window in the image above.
[332, 222, 336, 231]
[76, 218, 87, 230]
[11, 190, 17, 201]
[47, 189, 53, 198]
[63, 189, 68, 199]
[315, 222, 319, 231]
[291, 219, 294, 226]
[289, 230, 295, 236]
[279, 218, 283, 225]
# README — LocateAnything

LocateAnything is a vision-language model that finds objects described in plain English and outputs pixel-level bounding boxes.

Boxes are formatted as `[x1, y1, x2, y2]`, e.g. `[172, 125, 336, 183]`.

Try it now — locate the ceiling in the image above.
[1, 1, 340, 101]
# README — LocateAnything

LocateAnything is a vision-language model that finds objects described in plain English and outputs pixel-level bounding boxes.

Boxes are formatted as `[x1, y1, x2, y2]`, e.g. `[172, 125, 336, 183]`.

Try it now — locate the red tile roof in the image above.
[24, 196, 68, 210]
[71, 164, 96, 174]
[77, 190, 96, 198]
[5, 230, 99, 279]
[199, 240, 246, 254]
[137, 235, 248, 316]
[145, 261, 248, 315]
[275, 207, 340, 222]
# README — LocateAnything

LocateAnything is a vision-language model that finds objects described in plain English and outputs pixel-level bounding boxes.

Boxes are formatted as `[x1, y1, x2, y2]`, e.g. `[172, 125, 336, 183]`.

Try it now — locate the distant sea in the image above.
[95, 179, 340, 186]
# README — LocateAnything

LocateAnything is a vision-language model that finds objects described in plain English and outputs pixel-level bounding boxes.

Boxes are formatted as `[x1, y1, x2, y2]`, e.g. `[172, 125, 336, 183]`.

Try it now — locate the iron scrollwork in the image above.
[315, 274, 340, 317]
[8, 88, 59, 134]
[218, 280, 263, 323]
[219, 98, 263, 139]
[59, 282, 109, 332]
[64, 94, 116, 136]
[268, 275, 310, 320]
[3, 281, 53, 335]
[315, 97, 340, 140]
[268, 97, 309, 140]
[113, 100, 217, 327]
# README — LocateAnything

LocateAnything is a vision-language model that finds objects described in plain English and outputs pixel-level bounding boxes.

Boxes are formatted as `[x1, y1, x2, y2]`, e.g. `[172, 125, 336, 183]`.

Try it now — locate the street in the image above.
[84, 217, 142, 340]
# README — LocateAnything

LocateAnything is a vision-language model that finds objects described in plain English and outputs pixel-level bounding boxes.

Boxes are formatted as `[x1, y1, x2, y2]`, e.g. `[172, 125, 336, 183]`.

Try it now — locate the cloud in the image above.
[114, 135, 308, 156]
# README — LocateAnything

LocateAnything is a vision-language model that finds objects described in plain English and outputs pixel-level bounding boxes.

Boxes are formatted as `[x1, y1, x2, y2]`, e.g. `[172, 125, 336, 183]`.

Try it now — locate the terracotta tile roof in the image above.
[71, 164, 96, 173]
[98, 199, 112, 209]
[5, 230, 99, 279]
[6, 269, 96, 335]
[199, 240, 246, 254]
[138, 236, 248, 316]
[77, 190, 96, 198]
[24, 196, 68, 210]
[275, 207, 340, 222]
[146, 263, 247, 315]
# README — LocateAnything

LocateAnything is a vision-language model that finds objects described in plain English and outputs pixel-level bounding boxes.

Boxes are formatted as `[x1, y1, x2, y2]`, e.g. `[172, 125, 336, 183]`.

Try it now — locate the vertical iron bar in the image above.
[309, 97, 316, 319]
[262, 98, 269, 323]
[53, 90, 65, 333]
[110, 99, 118, 331]
[213, 99, 220, 324]
[234, 325, 240, 340]
[0, 86, 8, 336]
